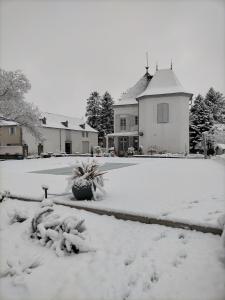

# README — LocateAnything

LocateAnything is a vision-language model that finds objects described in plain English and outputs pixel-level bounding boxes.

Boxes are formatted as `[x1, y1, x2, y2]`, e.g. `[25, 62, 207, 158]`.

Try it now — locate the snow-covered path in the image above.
[0, 156, 224, 227]
[0, 199, 225, 300]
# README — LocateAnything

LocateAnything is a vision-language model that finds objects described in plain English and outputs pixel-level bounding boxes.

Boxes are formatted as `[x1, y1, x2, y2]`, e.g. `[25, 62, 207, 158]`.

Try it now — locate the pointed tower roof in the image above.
[137, 69, 192, 98]
[115, 71, 152, 106]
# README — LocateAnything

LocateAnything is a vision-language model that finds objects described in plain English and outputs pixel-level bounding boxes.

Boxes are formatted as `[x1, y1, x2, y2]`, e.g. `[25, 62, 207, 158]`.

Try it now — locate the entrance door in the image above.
[38, 143, 43, 155]
[118, 137, 129, 156]
[82, 141, 89, 153]
[65, 142, 72, 154]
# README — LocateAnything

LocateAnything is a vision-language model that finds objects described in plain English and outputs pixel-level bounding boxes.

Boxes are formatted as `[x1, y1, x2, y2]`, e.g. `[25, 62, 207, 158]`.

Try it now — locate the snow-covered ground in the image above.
[0, 199, 225, 300]
[0, 156, 224, 227]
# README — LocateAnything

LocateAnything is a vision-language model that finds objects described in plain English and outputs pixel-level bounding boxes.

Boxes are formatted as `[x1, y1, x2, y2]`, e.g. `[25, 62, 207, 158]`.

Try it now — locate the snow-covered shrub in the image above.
[94, 146, 102, 156]
[127, 147, 134, 156]
[0, 257, 41, 279]
[30, 201, 91, 256]
[218, 214, 225, 249]
[8, 209, 28, 224]
[0, 190, 11, 202]
[67, 160, 106, 200]
[147, 145, 161, 155]
[138, 145, 143, 155]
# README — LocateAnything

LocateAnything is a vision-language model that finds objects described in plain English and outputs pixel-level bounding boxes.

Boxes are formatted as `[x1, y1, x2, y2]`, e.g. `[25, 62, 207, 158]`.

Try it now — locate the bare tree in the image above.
[0, 69, 43, 140]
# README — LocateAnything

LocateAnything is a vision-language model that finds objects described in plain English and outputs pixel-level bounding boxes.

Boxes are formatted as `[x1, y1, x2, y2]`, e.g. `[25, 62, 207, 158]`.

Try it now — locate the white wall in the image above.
[22, 127, 98, 155]
[0, 145, 23, 155]
[139, 95, 189, 154]
[114, 104, 138, 133]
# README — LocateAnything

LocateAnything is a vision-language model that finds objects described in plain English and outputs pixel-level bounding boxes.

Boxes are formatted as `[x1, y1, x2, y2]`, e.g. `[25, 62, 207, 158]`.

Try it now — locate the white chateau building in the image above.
[107, 65, 193, 155]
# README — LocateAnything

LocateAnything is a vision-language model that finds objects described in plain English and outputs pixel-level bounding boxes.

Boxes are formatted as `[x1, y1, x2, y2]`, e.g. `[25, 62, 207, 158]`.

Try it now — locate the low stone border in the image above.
[3, 193, 222, 236]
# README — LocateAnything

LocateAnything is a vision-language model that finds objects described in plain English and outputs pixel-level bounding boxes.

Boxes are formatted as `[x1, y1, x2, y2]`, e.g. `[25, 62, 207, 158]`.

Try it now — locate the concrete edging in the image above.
[3, 194, 222, 236]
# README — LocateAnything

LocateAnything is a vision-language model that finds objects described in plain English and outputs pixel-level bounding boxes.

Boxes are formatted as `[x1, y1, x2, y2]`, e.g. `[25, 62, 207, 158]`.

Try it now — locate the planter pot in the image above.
[72, 182, 96, 200]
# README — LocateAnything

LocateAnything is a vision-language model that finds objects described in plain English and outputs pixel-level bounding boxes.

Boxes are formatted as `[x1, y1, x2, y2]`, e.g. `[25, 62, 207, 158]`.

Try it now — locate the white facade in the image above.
[108, 67, 192, 155]
[23, 126, 98, 155]
[138, 94, 190, 153]
[21, 112, 98, 155]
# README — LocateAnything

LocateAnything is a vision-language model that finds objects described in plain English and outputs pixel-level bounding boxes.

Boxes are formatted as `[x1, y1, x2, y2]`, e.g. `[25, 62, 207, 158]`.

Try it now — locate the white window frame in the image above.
[157, 103, 169, 123]
[120, 118, 126, 131]
[9, 127, 16, 136]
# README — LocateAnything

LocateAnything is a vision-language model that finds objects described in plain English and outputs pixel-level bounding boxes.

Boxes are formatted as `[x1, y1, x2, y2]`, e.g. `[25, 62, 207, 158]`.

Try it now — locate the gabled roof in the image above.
[137, 69, 192, 98]
[40, 112, 98, 132]
[115, 71, 152, 106]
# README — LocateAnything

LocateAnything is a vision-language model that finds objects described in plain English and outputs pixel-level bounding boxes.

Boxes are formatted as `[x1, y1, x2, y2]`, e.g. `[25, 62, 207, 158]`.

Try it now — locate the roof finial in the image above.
[156, 61, 158, 71]
[170, 59, 173, 70]
[145, 52, 149, 73]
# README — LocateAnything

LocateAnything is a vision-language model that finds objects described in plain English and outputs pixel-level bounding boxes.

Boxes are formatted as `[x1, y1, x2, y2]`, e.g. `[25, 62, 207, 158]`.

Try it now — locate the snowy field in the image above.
[0, 156, 224, 227]
[0, 199, 225, 300]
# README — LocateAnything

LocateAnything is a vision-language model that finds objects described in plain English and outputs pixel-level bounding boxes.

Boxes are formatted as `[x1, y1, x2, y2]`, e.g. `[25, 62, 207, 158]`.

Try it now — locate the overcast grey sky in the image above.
[0, 0, 224, 118]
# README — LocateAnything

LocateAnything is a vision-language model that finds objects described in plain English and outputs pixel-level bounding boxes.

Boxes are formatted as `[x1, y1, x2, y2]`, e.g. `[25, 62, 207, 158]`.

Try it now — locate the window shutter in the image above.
[157, 103, 169, 123]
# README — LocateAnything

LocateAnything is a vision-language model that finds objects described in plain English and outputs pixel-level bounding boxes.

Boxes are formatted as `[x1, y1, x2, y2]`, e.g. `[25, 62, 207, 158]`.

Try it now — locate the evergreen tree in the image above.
[189, 94, 214, 152]
[204, 87, 225, 123]
[85, 91, 101, 131]
[99, 91, 114, 143]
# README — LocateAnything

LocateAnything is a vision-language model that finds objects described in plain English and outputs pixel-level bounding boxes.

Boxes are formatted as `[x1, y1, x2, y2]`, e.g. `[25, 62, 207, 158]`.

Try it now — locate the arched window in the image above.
[157, 103, 169, 123]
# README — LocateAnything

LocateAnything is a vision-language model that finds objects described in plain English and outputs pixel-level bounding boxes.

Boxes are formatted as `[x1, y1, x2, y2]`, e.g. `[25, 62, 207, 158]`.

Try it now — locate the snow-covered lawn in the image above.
[0, 199, 225, 300]
[0, 156, 224, 227]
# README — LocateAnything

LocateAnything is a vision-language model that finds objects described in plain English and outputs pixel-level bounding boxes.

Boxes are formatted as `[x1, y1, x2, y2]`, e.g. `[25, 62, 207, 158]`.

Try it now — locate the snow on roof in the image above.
[0, 118, 19, 126]
[40, 112, 97, 133]
[137, 69, 192, 98]
[114, 71, 152, 106]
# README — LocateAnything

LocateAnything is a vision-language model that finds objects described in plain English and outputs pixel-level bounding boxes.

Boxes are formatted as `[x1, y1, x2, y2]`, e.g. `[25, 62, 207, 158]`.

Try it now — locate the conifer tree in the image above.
[99, 91, 114, 143]
[189, 94, 214, 152]
[204, 87, 225, 123]
[85, 91, 101, 131]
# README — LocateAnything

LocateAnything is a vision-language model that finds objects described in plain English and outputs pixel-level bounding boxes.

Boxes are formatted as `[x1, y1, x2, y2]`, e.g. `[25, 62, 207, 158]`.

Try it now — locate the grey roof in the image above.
[138, 69, 192, 98]
[115, 71, 152, 106]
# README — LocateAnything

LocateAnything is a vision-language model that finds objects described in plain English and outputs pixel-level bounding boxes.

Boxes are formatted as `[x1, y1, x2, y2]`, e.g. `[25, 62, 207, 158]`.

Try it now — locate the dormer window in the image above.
[61, 120, 68, 127]
[41, 117, 46, 125]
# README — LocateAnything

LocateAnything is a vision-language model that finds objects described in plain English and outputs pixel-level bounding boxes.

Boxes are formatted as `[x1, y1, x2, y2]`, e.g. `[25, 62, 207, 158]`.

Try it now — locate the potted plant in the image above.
[67, 160, 105, 200]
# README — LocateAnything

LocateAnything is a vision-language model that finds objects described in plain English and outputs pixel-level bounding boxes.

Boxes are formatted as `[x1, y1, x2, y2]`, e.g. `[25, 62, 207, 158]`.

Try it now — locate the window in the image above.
[135, 116, 138, 125]
[9, 127, 16, 136]
[86, 132, 88, 137]
[82, 131, 85, 137]
[157, 103, 169, 123]
[120, 118, 126, 130]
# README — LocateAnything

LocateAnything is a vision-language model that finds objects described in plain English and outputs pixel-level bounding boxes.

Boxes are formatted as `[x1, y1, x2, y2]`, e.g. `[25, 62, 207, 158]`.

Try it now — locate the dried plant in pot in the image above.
[67, 160, 105, 200]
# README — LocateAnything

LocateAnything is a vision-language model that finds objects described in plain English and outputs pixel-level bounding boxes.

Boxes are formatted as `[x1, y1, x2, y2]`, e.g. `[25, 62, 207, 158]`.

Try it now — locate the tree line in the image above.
[189, 87, 225, 153]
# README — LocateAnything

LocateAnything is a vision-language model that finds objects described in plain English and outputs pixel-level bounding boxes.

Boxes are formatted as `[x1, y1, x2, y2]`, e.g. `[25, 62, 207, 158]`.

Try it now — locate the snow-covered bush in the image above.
[94, 146, 102, 156]
[218, 214, 225, 249]
[8, 209, 28, 224]
[30, 201, 91, 256]
[138, 145, 143, 155]
[0, 257, 41, 279]
[67, 160, 106, 200]
[127, 147, 135, 156]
